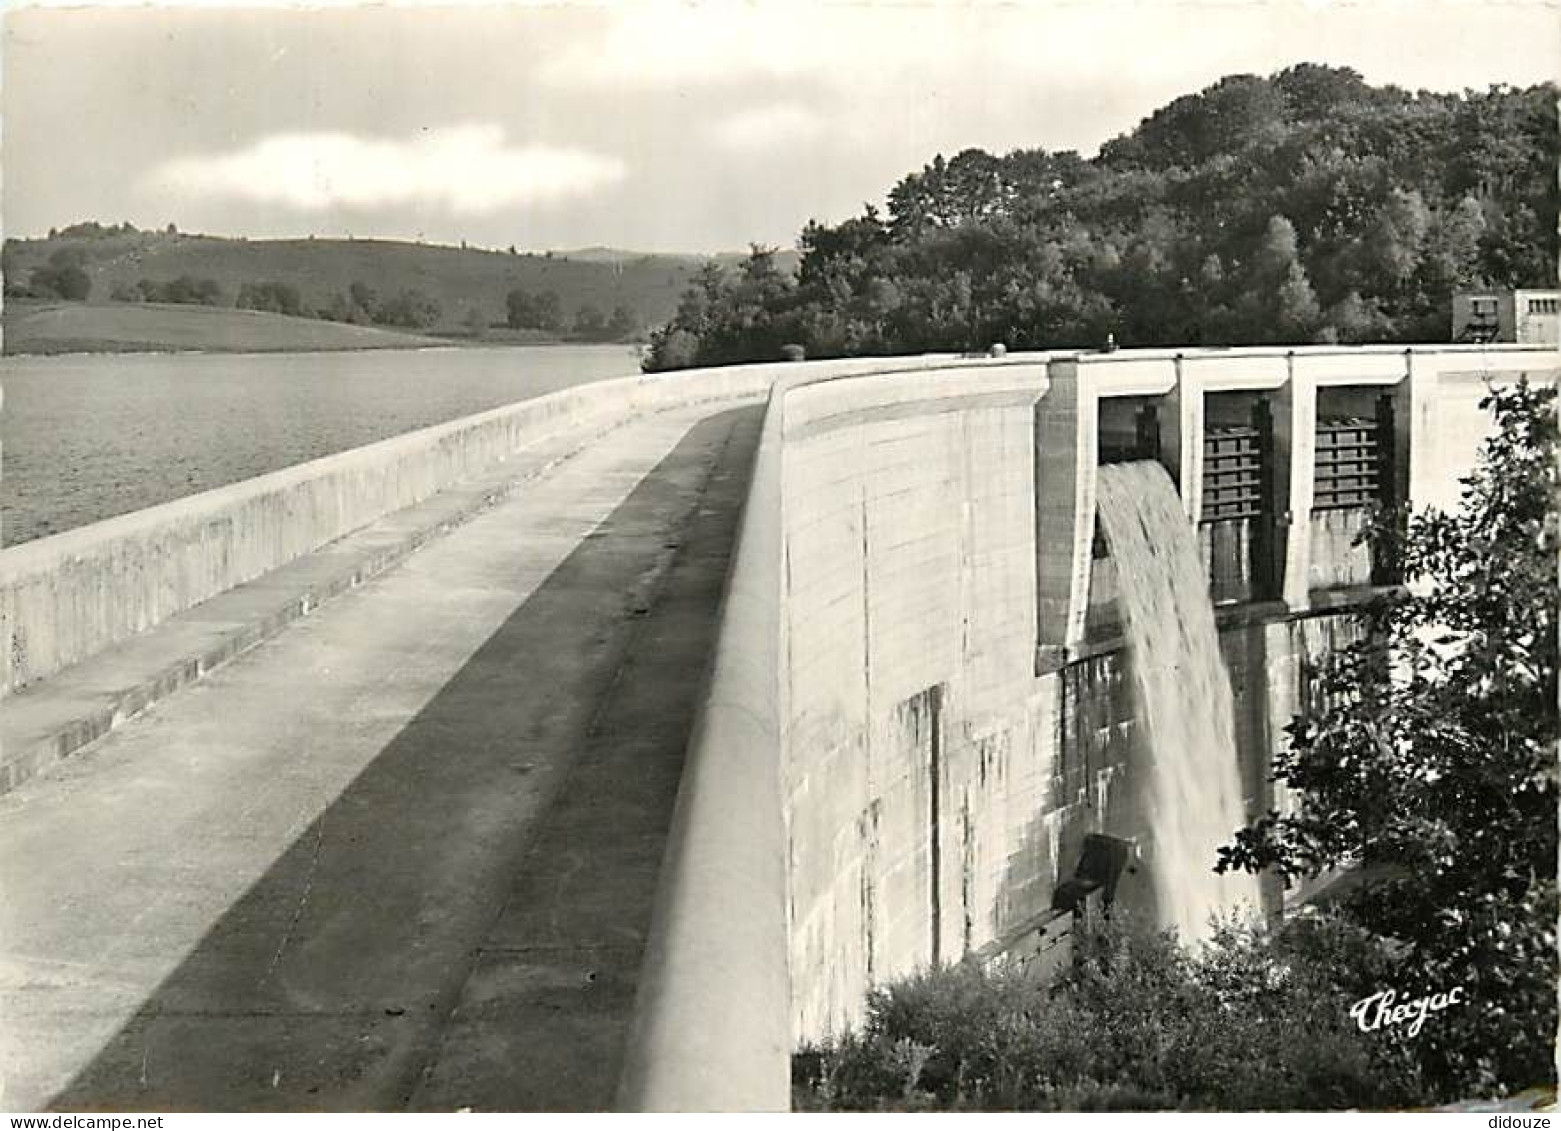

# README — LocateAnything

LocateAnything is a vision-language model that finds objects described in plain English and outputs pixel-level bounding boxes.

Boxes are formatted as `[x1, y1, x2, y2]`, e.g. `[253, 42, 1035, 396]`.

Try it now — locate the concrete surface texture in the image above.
[0, 421, 603, 795]
[0, 354, 966, 700]
[6, 344, 1557, 1113]
[771, 347, 1557, 1041]
[0, 402, 761, 1111]
[615, 371, 792, 1113]
[0, 370, 668, 697]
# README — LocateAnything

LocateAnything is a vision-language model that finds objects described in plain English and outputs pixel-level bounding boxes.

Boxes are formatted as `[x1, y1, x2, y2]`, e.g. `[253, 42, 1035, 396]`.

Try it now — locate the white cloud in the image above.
[707, 104, 825, 153]
[142, 125, 625, 214]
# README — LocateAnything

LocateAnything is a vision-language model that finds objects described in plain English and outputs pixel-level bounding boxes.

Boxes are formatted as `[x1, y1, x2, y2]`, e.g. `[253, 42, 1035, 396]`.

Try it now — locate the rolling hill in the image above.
[2, 229, 795, 352]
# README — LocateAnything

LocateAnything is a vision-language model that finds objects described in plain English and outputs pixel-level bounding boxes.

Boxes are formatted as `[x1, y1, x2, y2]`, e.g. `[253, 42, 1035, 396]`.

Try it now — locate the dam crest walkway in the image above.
[0, 399, 763, 1111]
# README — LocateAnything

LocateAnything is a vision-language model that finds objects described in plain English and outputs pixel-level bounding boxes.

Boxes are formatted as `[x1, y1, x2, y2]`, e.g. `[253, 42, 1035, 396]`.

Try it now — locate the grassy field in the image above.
[3, 300, 449, 354]
[2, 231, 741, 340]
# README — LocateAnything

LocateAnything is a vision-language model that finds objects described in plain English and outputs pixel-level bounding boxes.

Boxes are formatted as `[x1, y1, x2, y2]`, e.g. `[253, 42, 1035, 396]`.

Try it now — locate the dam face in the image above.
[765, 346, 1558, 1044]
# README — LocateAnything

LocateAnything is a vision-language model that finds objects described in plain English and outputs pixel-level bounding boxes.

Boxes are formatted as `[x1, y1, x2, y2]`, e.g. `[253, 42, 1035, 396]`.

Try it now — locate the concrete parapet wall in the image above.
[619, 354, 1045, 1111]
[0, 355, 977, 699]
[2, 383, 616, 695]
[615, 369, 793, 1112]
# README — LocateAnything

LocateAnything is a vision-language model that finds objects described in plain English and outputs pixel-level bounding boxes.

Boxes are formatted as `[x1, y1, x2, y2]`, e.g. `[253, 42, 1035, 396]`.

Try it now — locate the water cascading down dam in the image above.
[1093, 460, 1263, 939]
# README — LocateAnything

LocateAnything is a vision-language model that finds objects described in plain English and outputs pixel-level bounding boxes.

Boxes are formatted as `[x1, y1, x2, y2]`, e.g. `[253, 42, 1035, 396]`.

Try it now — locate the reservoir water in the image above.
[0, 344, 642, 546]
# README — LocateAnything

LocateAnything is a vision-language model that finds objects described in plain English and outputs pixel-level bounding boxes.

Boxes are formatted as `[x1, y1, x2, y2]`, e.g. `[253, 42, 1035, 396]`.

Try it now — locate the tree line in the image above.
[503, 286, 640, 342]
[4, 247, 645, 342]
[0, 244, 451, 331]
[643, 66, 1558, 371]
[103, 275, 444, 330]
[4, 246, 94, 301]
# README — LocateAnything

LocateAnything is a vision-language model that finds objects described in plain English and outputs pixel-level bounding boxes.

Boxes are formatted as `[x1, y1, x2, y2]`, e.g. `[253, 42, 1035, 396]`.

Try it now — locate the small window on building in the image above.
[1527, 297, 1559, 315]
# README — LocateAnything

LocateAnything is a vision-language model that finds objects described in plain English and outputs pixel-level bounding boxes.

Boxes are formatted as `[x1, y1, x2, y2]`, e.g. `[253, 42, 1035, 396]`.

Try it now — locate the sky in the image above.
[4, 0, 1559, 254]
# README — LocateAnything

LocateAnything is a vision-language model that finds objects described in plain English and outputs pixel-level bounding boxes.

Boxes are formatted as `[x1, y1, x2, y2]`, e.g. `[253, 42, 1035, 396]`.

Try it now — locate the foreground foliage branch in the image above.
[794, 913, 1423, 1111]
[1218, 379, 1559, 1098]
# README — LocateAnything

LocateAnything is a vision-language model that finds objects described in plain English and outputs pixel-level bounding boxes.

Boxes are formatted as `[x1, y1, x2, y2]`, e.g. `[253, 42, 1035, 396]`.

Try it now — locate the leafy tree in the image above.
[643, 249, 801, 370]
[349, 281, 381, 322]
[888, 149, 1016, 239]
[1360, 188, 1431, 294]
[507, 289, 537, 329]
[643, 263, 725, 370]
[606, 305, 639, 340]
[1221, 214, 1325, 343]
[643, 327, 700, 371]
[1317, 290, 1393, 344]
[150, 275, 224, 305]
[236, 280, 304, 317]
[29, 262, 91, 300]
[1218, 380, 1559, 1100]
[57, 266, 93, 300]
[318, 291, 354, 323]
[47, 246, 90, 270]
[377, 288, 441, 329]
[505, 287, 562, 332]
[1273, 63, 1374, 122]
[56, 221, 126, 240]
[638, 68, 1556, 370]
[1274, 262, 1323, 340]
[534, 290, 563, 332]
[571, 303, 608, 339]
[1421, 196, 1487, 295]
[567, 303, 641, 342]
[1109, 73, 1287, 171]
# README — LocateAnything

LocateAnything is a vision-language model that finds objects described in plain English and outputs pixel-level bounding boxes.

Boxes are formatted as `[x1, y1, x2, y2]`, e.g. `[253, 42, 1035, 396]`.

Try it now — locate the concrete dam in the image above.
[1, 343, 1554, 1111]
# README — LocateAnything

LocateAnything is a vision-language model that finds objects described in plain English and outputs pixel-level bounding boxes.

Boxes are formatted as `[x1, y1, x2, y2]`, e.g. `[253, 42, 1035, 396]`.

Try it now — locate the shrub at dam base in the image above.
[793, 912, 1425, 1111]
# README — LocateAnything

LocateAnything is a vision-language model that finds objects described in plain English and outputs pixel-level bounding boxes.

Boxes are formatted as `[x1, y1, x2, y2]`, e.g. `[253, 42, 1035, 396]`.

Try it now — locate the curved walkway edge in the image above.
[1, 402, 764, 1111]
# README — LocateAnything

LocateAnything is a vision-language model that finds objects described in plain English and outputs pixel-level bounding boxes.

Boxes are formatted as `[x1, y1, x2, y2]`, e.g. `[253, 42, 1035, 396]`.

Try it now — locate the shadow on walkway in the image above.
[51, 405, 763, 1113]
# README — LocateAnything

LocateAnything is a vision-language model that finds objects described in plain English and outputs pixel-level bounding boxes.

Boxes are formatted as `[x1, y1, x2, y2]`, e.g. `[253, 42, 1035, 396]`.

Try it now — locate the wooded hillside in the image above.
[644, 66, 1558, 370]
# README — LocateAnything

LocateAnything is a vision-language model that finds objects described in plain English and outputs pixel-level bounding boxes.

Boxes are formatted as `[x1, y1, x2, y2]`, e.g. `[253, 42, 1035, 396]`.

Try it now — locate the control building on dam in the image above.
[0, 342, 1555, 1111]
